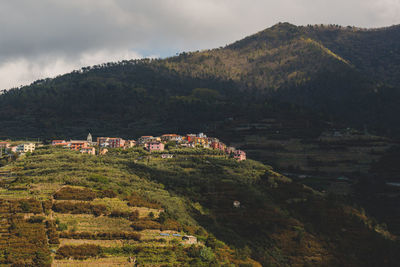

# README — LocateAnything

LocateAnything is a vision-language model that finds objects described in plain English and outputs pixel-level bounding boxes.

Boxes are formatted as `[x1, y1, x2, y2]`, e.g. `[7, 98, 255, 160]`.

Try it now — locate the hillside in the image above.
[0, 146, 398, 266]
[1, 23, 400, 139]
[158, 23, 400, 134]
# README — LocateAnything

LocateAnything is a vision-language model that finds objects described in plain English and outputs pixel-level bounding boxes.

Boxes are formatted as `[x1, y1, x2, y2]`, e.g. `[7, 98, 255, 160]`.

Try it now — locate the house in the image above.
[107, 138, 125, 148]
[211, 141, 226, 151]
[80, 147, 96, 155]
[0, 142, 10, 149]
[197, 132, 207, 138]
[180, 142, 195, 148]
[233, 150, 246, 161]
[193, 137, 208, 147]
[124, 140, 136, 148]
[51, 140, 68, 146]
[186, 134, 197, 143]
[161, 134, 182, 142]
[100, 148, 108, 155]
[182, 235, 197, 244]
[225, 147, 236, 154]
[138, 136, 154, 145]
[147, 142, 165, 152]
[97, 137, 125, 148]
[97, 137, 109, 147]
[69, 140, 88, 151]
[161, 154, 174, 159]
[16, 143, 36, 153]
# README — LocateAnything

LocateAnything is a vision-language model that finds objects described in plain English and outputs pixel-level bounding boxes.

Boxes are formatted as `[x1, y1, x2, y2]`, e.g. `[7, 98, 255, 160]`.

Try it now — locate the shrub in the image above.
[131, 220, 161, 231]
[55, 244, 103, 260]
[110, 210, 139, 221]
[42, 200, 52, 215]
[200, 247, 215, 262]
[52, 201, 108, 216]
[6, 216, 51, 266]
[59, 231, 141, 241]
[45, 220, 60, 244]
[9, 199, 42, 214]
[27, 216, 45, 223]
[160, 218, 182, 231]
[88, 174, 109, 184]
[57, 223, 68, 231]
[53, 187, 97, 201]
[126, 193, 162, 209]
[98, 189, 117, 198]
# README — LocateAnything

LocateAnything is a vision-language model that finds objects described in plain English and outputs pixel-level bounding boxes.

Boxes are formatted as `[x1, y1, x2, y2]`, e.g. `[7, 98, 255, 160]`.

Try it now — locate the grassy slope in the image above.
[0, 146, 398, 266]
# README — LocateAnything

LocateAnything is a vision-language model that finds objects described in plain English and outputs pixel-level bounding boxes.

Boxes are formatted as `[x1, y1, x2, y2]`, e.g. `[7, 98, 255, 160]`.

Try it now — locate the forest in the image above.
[1, 23, 400, 140]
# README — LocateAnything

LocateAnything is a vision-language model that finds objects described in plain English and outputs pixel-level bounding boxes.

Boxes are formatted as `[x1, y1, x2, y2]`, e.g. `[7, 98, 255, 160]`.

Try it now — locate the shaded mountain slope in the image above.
[0, 22, 400, 138]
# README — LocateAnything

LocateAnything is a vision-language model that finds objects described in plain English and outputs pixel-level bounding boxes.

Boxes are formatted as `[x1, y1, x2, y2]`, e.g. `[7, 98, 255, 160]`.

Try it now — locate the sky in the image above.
[1, 0, 399, 90]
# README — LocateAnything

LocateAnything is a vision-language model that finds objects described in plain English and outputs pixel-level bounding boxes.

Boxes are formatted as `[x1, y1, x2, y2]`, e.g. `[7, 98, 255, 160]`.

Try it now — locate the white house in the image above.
[16, 143, 36, 153]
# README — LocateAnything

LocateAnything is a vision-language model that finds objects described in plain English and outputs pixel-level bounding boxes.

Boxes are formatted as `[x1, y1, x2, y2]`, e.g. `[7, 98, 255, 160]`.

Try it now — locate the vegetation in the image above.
[59, 231, 141, 241]
[0, 146, 398, 265]
[53, 186, 97, 201]
[1, 24, 400, 141]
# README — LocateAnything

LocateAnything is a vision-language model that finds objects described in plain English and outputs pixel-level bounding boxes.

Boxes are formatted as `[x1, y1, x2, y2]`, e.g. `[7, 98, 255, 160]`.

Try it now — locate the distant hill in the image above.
[0, 22, 400, 139]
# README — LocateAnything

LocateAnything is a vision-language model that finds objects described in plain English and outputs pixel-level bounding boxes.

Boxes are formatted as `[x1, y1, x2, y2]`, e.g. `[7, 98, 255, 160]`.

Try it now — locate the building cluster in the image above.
[0, 142, 36, 155]
[50, 132, 247, 161]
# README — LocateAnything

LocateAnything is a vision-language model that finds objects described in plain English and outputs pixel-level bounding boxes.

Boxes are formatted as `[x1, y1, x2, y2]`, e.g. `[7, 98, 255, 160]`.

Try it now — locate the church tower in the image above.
[87, 133, 92, 143]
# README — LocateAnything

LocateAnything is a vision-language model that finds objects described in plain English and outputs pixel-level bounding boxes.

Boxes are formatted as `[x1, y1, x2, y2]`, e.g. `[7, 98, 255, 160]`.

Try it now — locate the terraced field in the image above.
[0, 146, 398, 266]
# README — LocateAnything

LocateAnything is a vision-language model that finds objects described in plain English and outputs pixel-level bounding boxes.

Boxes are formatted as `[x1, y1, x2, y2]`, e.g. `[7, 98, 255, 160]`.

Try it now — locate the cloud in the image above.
[0, 0, 399, 90]
[0, 49, 142, 89]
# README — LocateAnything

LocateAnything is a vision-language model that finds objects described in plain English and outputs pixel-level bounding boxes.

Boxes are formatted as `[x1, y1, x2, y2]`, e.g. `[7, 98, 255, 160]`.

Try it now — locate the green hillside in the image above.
[0, 146, 398, 266]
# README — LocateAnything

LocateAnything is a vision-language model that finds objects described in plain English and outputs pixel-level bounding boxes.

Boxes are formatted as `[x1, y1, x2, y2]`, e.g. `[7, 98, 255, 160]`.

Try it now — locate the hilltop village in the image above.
[0, 133, 246, 161]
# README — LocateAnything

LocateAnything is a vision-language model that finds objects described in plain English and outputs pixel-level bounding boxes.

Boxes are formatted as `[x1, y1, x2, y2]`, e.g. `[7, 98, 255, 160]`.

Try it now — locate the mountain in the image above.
[158, 22, 400, 134]
[1, 22, 400, 139]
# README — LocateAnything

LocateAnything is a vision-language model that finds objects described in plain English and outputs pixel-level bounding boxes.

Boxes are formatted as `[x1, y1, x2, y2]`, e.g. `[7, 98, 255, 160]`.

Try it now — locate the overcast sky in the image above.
[1, 0, 399, 90]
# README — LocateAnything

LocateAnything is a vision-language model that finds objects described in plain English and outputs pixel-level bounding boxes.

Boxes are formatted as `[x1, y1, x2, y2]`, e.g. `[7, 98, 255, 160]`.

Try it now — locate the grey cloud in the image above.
[0, 0, 399, 89]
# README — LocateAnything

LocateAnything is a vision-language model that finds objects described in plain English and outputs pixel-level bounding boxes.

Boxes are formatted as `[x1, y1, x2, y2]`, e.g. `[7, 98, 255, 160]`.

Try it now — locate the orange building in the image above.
[69, 141, 88, 151]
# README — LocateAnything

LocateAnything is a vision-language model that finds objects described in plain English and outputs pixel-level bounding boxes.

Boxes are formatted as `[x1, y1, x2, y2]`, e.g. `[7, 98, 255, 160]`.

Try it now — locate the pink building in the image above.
[211, 141, 226, 151]
[233, 150, 246, 161]
[147, 142, 165, 152]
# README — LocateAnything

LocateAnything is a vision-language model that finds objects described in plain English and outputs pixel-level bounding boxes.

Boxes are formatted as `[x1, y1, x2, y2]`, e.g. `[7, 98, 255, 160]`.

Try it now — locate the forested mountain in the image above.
[1, 22, 400, 139]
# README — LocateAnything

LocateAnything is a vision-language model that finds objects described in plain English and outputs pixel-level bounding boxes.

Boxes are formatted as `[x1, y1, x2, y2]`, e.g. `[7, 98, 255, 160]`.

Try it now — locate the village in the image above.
[0, 133, 246, 161]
